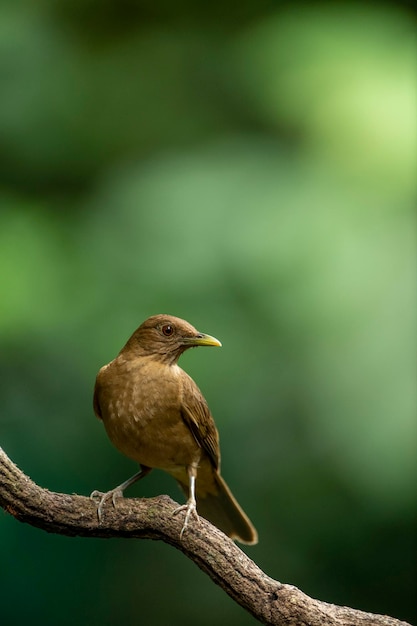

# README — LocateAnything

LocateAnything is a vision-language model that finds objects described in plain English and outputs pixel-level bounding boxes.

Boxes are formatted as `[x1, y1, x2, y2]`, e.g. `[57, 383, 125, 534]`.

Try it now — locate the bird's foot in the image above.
[90, 488, 124, 522]
[173, 499, 200, 539]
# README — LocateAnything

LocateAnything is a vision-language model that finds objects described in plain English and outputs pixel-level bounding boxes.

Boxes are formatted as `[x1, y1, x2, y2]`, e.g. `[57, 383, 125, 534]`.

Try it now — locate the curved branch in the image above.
[0, 446, 410, 626]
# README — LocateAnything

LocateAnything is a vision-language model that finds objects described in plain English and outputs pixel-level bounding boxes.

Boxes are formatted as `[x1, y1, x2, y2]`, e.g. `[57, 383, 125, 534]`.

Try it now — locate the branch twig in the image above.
[0, 446, 410, 626]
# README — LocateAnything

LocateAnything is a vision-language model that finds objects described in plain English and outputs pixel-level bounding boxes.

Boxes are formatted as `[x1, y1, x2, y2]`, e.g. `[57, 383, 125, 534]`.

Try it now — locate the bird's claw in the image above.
[173, 500, 200, 539]
[90, 488, 123, 522]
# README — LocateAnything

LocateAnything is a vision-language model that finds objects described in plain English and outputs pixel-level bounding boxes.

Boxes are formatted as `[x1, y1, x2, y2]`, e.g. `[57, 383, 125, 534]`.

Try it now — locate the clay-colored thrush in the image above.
[91, 314, 258, 544]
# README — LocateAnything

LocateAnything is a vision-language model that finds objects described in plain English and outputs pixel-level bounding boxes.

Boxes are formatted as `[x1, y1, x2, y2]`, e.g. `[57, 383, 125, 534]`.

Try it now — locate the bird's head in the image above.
[121, 314, 222, 365]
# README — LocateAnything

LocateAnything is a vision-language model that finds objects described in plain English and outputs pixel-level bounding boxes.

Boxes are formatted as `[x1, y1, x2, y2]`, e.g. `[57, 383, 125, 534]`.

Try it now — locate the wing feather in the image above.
[180, 375, 220, 470]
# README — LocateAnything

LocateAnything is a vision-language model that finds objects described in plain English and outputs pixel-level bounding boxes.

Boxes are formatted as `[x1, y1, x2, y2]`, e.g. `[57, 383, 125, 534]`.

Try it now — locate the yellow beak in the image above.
[187, 333, 222, 348]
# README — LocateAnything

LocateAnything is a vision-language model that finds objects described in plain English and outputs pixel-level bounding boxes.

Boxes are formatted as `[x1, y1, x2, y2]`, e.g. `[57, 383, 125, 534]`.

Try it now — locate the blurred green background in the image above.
[0, 1, 415, 624]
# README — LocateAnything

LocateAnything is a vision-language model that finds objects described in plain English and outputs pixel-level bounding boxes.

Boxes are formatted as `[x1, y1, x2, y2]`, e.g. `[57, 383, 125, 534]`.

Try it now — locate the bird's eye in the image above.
[162, 324, 174, 337]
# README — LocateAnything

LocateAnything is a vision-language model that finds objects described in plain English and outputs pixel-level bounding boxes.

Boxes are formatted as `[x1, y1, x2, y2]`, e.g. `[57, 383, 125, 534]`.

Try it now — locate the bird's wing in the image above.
[180, 374, 220, 470]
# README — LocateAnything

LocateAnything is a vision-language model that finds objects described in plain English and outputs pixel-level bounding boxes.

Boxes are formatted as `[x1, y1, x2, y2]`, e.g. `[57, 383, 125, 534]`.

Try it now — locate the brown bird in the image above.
[91, 314, 258, 544]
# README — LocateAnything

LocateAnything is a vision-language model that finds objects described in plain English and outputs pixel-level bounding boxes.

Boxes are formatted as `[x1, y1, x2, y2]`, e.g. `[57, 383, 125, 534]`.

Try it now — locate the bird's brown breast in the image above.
[94, 356, 202, 473]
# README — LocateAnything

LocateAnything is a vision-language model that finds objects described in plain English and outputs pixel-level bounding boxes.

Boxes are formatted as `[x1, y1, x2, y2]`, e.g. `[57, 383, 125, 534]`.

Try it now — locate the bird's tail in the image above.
[177, 471, 258, 545]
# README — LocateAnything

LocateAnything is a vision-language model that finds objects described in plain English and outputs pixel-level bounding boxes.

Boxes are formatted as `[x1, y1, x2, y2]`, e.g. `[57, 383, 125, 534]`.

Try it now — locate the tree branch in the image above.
[0, 446, 410, 626]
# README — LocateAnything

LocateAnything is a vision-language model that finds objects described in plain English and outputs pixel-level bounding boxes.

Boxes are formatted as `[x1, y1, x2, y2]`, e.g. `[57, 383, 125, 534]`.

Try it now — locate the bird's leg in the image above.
[173, 464, 200, 539]
[90, 465, 152, 522]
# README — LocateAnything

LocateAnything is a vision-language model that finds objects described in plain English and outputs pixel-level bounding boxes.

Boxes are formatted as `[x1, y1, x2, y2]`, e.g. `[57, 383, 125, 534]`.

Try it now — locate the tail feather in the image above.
[177, 472, 258, 545]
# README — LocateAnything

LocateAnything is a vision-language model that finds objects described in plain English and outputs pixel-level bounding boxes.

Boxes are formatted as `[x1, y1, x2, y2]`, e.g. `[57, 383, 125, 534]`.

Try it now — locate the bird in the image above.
[91, 314, 258, 545]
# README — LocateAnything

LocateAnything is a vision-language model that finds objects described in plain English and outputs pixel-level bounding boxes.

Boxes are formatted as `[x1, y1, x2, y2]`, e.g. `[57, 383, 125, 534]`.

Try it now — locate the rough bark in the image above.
[0, 446, 411, 626]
